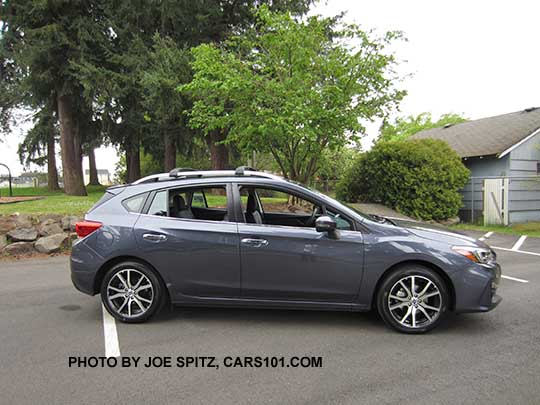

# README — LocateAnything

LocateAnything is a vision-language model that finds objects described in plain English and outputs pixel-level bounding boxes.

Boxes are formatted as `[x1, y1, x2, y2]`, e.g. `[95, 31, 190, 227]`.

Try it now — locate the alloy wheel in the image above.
[387, 275, 442, 329]
[106, 269, 154, 318]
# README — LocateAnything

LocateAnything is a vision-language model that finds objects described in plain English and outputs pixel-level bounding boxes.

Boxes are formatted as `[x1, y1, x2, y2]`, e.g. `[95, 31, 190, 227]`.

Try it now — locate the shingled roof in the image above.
[410, 107, 540, 158]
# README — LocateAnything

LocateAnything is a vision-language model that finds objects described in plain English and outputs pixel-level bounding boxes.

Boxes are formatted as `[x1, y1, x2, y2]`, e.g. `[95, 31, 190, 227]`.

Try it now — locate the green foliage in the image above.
[378, 112, 467, 143]
[114, 149, 164, 183]
[315, 146, 361, 181]
[113, 153, 127, 184]
[182, 6, 405, 183]
[336, 139, 470, 220]
[113, 141, 218, 183]
[18, 106, 57, 167]
[74, 0, 313, 174]
[141, 35, 191, 127]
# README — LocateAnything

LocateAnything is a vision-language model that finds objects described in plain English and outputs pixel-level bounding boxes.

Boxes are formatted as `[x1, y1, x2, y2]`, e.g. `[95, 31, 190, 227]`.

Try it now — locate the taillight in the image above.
[75, 221, 103, 238]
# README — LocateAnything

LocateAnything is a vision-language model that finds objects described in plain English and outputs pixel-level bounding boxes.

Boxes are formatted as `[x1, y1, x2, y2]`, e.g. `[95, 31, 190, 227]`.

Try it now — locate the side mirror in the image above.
[315, 216, 337, 233]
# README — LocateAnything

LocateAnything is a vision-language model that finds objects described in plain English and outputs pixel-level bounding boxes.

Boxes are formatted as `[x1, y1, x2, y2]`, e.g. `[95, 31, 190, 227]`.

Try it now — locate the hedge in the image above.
[335, 139, 470, 220]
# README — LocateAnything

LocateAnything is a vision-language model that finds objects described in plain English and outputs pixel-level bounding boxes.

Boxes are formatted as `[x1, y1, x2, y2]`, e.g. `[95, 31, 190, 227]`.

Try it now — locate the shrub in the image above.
[336, 139, 469, 220]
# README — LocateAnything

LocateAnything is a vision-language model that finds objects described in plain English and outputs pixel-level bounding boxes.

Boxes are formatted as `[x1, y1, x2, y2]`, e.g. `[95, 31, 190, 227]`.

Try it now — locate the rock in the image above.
[38, 219, 64, 237]
[7, 228, 38, 242]
[0, 216, 16, 233]
[13, 214, 34, 229]
[4, 241, 35, 255]
[39, 214, 63, 222]
[34, 233, 69, 254]
[438, 216, 460, 226]
[68, 232, 79, 243]
[62, 216, 81, 231]
[0, 234, 7, 250]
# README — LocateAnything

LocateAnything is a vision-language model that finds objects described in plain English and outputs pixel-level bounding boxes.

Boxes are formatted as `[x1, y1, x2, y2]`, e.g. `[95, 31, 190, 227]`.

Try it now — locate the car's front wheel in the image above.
[377, 265, 449, 333]
[100, 261, 165, 323]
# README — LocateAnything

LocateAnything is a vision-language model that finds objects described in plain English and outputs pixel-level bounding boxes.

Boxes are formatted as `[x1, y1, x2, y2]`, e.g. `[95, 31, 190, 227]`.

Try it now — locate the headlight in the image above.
[452, 246, 496, 264]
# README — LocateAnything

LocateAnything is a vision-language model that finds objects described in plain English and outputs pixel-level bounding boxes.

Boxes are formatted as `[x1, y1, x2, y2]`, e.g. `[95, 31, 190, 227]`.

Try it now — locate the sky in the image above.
[1, 0, 539, 176]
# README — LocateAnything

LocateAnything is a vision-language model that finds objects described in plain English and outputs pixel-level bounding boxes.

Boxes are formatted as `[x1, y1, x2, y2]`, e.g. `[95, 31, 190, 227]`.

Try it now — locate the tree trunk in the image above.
[163, 130, 176, 172]
[46, 120, 60, 192]
[87, 147, 101, 185]
[57, 93, 87, 196]
[125, 138, 141, 183]
[207, 130, 229, 170]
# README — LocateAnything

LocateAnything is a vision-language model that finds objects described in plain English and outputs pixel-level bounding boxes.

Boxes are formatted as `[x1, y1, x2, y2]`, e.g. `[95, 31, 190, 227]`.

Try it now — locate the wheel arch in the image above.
[93, 255, 170, 304]
[371, 260, 456, 311]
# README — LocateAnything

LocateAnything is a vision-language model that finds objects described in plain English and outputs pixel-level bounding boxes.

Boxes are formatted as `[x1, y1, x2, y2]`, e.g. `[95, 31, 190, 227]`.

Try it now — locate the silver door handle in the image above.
[241, 238, 269, 248]
[142, 233, 167, 242]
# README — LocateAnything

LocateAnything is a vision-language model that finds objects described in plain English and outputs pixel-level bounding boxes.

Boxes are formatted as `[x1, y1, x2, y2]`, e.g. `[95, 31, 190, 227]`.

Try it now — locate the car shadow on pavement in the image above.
[150, 305, 386, 331]
[148, 305, 495, 335]
[144, 305, 499, 336]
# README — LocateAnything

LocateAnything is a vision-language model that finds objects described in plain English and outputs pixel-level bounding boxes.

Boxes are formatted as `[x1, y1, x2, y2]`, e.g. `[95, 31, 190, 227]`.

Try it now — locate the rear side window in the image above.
[88, 191, 115, 213]
[122, 193, 148, 213]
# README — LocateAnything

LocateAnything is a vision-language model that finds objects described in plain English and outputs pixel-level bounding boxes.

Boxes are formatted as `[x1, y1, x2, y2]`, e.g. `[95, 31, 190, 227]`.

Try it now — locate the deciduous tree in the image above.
[378, 112, 467, 143]
[183, 7, 405, 182]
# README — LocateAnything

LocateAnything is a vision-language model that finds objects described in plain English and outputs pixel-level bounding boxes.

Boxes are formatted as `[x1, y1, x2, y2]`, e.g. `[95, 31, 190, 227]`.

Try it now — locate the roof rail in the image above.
[131, 168, 283, 185]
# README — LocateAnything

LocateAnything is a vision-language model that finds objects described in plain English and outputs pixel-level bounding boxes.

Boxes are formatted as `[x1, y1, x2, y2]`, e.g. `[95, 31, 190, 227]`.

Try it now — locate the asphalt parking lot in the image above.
[1, 231, 540, 404]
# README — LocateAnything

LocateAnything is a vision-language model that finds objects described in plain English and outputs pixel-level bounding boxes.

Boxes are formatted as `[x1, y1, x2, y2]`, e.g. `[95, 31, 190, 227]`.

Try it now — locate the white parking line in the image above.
[512, 235, 527, 251]
[102, 304, 121, 358]
[501, 275, 529, 283]
[492, 246, 540, 257]
[479, 231, 494, 241]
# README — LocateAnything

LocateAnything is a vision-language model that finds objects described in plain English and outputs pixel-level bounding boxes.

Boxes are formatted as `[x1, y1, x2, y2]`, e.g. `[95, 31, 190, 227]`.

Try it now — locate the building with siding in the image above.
[411, 107, 540, 223]
[84, 169, 112, 186]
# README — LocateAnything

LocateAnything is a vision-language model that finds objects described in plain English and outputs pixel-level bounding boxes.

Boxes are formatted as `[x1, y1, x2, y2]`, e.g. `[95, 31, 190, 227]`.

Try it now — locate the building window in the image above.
[537, 162, 540, 175]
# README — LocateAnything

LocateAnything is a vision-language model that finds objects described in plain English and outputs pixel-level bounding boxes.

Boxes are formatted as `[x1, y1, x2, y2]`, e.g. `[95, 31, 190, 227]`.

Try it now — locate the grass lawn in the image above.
[0, 186, 290, 217]
[451, 222, 540, 238]
[0, 185, 107, 216]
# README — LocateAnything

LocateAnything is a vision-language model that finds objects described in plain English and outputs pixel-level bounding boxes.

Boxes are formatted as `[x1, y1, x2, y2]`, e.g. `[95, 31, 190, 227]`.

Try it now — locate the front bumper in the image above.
[458, 293, 502, 313]
[454, 262, 502, 313]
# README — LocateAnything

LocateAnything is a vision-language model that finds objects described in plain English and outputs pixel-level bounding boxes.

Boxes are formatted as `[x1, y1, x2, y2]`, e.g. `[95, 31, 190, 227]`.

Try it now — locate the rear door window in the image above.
[191, 191, 207, 208]
[145, 185, 230, 221]
[147, 191, 168, 216]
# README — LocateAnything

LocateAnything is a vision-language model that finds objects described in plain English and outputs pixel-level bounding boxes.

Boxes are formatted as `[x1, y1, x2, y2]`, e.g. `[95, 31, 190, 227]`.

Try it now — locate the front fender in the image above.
[355, 232, 459, 309]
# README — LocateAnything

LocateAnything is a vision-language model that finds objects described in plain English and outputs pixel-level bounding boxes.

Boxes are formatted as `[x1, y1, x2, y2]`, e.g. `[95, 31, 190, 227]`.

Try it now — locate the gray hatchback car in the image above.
[71, 167, 501, 333]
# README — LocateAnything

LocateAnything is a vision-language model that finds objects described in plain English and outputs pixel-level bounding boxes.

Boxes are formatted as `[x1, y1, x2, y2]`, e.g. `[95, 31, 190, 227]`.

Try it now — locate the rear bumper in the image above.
[71, 266, 96, 295]
[70, 240, 102, 296]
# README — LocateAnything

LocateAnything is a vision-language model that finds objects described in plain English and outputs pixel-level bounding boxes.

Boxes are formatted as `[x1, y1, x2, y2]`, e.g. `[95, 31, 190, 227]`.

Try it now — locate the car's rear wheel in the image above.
[100, 261, 165, 323]
[377, 265, 449, 333]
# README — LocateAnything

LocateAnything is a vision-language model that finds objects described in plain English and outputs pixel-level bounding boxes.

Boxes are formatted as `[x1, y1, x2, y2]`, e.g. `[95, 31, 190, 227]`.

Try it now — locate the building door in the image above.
[484, 178, 509, 225]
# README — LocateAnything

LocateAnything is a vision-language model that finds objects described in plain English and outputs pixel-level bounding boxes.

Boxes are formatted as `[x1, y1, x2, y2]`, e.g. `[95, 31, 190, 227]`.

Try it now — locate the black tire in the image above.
[100, 261, 166, 323]
[376, 265, 449, 334]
